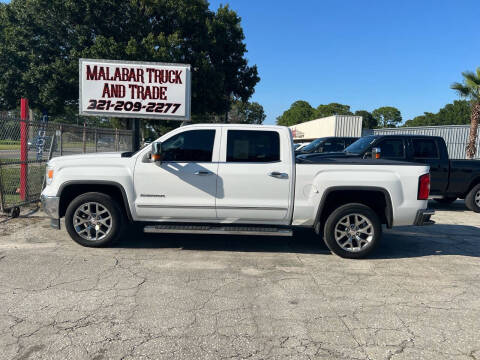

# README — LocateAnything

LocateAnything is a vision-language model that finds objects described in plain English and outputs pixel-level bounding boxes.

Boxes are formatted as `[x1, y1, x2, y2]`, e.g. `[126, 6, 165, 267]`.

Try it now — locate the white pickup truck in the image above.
[41, 124, 434, 258]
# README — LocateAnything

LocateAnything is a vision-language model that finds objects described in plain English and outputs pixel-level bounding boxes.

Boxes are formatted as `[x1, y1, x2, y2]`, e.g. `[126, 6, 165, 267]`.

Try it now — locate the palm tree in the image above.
[451, 68, 480, 159]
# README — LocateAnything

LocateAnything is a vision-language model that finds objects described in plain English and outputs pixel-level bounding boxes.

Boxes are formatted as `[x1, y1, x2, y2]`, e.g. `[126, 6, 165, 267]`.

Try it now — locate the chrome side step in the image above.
[144, 224, 293, 237]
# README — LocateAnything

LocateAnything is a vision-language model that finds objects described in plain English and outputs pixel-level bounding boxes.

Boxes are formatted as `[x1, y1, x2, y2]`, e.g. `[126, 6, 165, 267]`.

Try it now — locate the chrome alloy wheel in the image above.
[334, 213, 374, 252]
[73, 202, 113, 241]
[476, 190, 480, 208]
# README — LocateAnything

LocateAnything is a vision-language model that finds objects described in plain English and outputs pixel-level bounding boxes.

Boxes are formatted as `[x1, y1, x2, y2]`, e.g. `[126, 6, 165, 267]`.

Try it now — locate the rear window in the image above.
[227, 130, 280, 162]
[412, 139, 439, 159]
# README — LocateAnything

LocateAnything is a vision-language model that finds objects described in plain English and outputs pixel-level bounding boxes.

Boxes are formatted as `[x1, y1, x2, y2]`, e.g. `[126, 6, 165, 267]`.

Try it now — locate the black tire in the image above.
[465, 184, 480, 213]
[323, 203, 382, 259]
[434, 197, 457, 204]
[10, 207, 20, 218]
[65, 192, 125, 247]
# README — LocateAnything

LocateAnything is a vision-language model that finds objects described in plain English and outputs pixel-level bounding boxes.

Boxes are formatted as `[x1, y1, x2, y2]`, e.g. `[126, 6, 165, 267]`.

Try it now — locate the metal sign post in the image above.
[20, 98, 29, 200]
[129, 119, 141, 151]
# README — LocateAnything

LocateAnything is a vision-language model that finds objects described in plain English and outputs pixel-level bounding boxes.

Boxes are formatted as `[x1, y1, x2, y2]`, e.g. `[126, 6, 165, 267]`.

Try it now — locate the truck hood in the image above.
[48, 152, 124, 165]
[297, 151, 360, 162]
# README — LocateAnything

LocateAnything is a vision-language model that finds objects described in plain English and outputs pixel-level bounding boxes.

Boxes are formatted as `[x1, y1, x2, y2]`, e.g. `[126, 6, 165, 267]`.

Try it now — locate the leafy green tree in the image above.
[0, 0, 259, 123]
[276, 100, 316, 126]
[372, 106, 402, 128]
[354, 110, 377, 129]
[403, 100, 471, 127]
[437, 100, 471, 125]
[315, 103, 352, 118]
[403, 112, 437, 127]
[228, 100, 266, 124]
[451, 68, 480, 159]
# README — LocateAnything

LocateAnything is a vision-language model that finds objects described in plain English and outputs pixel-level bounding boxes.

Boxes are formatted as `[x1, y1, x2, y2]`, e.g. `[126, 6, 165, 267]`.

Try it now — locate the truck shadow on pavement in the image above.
[116, 228, 330, 255]
[114, 223, 480, 259]
[428, 200, 470, 212]
[371, 223, 480, 259]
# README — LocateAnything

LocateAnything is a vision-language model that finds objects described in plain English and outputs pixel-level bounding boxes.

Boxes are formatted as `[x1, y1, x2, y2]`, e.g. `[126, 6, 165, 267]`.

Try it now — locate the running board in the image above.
[143, 224, 293, 237]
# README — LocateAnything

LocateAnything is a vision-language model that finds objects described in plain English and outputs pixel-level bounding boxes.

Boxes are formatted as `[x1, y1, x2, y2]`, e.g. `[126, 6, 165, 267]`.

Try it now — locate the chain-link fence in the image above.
[0, 115, 133, 212]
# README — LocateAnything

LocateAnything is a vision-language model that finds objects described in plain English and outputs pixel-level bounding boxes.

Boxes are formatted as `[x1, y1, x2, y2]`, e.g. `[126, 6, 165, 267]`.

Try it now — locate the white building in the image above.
[289, 115, 363, 142]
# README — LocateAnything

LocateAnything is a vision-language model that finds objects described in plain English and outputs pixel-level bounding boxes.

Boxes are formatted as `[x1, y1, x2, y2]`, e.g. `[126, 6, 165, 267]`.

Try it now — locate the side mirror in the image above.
[151, 142, 162, 162]
[372, 147, 381, 159]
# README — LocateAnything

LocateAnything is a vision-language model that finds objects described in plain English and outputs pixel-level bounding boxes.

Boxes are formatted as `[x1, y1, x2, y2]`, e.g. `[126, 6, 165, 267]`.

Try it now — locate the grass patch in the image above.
[0, 163, 45, 208]
[0, 140, 20, 145]
[0, 139, 21, 150]
[0, 144, 21, 150]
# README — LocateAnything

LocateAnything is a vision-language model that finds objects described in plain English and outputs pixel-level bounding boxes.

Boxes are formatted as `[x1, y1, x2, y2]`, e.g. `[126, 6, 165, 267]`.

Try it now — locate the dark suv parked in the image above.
[295, 136, 359, 155]
[298, 135, 480, 212]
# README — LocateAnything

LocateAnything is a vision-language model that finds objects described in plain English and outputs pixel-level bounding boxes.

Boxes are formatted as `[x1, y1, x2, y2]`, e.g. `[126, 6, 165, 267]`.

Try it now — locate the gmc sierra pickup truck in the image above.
[299, 135, 480, 212]
[41, 124, 433, 259]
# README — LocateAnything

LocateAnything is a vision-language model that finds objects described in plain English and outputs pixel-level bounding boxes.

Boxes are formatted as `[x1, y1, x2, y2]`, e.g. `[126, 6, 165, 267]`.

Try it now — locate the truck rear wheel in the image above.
[323, 203, 382, 259]
[65, 192, 125, 247]
[465, 184, 480, 213]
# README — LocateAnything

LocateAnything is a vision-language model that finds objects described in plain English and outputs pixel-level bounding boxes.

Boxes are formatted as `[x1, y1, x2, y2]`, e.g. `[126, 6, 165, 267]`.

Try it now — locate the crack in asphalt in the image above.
[0, 210, 479, 359]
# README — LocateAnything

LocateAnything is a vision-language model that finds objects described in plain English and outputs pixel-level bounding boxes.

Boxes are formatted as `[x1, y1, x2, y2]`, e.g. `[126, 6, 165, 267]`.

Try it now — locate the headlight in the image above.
[46, 165, 54, 185]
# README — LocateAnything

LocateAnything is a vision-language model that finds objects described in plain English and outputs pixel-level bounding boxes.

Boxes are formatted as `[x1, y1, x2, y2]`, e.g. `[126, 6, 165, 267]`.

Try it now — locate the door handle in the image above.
[194, 170, 213, 176]
[269, 171, 288, 179]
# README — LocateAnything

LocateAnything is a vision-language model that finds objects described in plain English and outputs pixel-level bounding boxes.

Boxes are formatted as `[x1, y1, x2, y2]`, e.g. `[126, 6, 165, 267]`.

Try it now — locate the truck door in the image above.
[216, 129, 292, 223]
[374, 137, 406, 160]
[411, 138, 448, 195]
[133, 129, 219, 220]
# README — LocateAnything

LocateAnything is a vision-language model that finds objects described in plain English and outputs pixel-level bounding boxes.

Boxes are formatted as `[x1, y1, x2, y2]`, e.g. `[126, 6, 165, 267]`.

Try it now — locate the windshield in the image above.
[298, 138, 326, 153]
[344, 136, 377, 154]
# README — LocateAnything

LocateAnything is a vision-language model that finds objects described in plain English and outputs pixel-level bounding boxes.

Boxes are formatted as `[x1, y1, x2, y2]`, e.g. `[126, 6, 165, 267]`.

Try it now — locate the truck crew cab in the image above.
[41, 125, 433, 259]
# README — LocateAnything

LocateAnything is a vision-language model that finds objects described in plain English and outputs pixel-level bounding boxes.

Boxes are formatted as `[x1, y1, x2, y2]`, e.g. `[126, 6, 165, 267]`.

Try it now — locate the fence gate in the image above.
[0, 115, 133, 213]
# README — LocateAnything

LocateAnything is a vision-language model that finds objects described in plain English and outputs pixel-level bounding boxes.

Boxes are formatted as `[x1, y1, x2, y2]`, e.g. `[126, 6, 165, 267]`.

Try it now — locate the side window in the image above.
[377, 139, 405, 159]
[322, 140, 345, 152]
[227, 130, 280, 162]
[412, 139, 439, 159]
[161, 130, 215, 162]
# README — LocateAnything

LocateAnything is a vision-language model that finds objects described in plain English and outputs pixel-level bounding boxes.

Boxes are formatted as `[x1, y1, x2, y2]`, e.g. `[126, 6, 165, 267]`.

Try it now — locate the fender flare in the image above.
[57, 180, 133, 221]
[314, 186, 393, 229]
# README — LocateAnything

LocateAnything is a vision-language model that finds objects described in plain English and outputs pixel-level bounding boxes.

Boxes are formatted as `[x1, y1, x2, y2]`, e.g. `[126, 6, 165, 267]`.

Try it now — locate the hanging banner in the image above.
[36, 114, 49, 160]
[79, 59, 191, 121]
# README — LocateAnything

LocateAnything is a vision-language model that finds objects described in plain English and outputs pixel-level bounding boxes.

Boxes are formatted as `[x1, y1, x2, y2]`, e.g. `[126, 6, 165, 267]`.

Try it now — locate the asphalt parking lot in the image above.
[0, 201, 479, 360]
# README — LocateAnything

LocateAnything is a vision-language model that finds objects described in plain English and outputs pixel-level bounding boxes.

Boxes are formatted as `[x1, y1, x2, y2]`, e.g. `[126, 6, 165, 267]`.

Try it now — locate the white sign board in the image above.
[79, 58, 191, 121]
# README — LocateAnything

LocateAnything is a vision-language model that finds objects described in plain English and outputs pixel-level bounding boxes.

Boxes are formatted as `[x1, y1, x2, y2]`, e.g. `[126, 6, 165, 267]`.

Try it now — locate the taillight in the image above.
[418, 173, 430, 200]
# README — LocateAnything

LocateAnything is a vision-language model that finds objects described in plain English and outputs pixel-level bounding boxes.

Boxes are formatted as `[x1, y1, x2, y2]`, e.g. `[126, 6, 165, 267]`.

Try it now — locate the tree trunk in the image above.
[466, 102, 480, 159]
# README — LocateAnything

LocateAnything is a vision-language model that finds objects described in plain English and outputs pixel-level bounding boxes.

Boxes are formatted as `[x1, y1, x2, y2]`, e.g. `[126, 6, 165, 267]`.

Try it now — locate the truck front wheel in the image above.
[65, 192, 125, 247]
[465, 184, 480, 213]
[323, 203, 382, 259]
